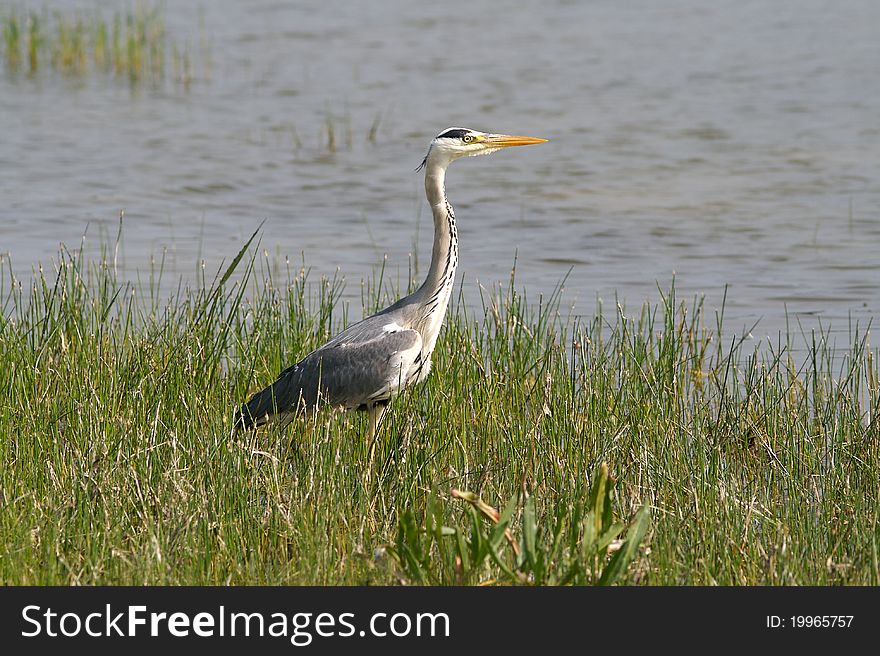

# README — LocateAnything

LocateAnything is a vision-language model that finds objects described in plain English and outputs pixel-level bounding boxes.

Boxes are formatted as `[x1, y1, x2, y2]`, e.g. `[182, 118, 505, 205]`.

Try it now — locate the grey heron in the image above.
[235, 127, 547, 444]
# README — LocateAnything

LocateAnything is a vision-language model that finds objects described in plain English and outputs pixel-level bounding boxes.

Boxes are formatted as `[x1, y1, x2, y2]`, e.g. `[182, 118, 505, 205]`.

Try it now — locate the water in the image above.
[2, 0, 879, 346]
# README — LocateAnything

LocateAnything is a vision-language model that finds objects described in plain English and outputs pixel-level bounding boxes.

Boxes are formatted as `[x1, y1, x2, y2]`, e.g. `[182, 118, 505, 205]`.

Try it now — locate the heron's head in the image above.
[419, 127, 547, 170]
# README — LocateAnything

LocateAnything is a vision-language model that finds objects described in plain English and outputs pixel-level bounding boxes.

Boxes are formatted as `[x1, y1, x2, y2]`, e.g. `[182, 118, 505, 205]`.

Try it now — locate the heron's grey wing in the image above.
[237, 327, 422, 428]
[306, 328, 423, 408]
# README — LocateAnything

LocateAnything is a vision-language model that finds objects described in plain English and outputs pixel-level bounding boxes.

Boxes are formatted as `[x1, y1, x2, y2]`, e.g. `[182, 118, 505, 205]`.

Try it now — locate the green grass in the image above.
[0, 236, 878, 585]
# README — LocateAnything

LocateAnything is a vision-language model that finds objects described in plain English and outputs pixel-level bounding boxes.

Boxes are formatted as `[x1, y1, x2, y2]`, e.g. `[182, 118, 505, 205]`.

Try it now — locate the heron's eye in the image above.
[462, 134, 475, 143]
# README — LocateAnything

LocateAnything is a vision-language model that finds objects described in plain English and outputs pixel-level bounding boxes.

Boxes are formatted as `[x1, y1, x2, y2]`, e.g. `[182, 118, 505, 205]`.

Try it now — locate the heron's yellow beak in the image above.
[483, 134, 548, 148]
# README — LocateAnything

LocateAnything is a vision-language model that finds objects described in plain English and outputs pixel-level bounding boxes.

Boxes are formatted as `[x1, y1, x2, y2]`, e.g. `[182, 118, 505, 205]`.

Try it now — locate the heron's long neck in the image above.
[414, 160, 458, 340]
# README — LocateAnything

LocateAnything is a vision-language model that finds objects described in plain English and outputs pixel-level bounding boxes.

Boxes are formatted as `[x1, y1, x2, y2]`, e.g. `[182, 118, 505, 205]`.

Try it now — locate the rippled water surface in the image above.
[3, 0, 879, 343]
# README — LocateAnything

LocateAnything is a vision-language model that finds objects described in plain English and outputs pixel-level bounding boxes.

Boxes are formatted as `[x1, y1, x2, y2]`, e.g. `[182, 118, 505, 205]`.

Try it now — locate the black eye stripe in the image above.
[437, 128, 470, 140]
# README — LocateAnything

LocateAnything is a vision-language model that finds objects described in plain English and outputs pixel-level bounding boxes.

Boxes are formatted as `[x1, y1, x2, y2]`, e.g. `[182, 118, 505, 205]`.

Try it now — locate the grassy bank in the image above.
[0, 239, 878, 585]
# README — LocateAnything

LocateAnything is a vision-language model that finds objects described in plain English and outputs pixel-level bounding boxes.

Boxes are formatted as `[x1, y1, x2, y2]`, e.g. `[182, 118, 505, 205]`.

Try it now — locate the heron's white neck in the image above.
[413, 158, 459, 351]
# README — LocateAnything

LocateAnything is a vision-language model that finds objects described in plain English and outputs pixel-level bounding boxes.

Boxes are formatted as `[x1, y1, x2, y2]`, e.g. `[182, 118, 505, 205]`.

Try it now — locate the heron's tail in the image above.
[234, 376, 291, 431]
[233, 389, 272, 431]
[233, 366, 304, 431]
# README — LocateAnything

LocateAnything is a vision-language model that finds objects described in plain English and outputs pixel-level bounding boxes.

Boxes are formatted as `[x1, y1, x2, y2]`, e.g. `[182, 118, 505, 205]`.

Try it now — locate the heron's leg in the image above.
[364, 403, 389, 481]
[366, 403, 389, 459]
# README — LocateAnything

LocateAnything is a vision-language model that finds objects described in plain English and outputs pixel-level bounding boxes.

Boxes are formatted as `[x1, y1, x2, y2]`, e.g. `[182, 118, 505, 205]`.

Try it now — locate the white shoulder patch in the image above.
[382, 322, 404, 333]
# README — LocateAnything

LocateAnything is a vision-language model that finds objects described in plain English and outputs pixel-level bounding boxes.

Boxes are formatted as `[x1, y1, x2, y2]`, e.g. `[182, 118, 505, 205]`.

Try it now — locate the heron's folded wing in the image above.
[245, 327, 422, 422]
[308, 328, 423, 409]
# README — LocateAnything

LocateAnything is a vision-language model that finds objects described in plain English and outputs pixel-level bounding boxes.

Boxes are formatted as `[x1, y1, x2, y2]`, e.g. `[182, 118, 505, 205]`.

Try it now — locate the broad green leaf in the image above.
[523, 495, 537, 570]
[598, 502, 651, 586]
